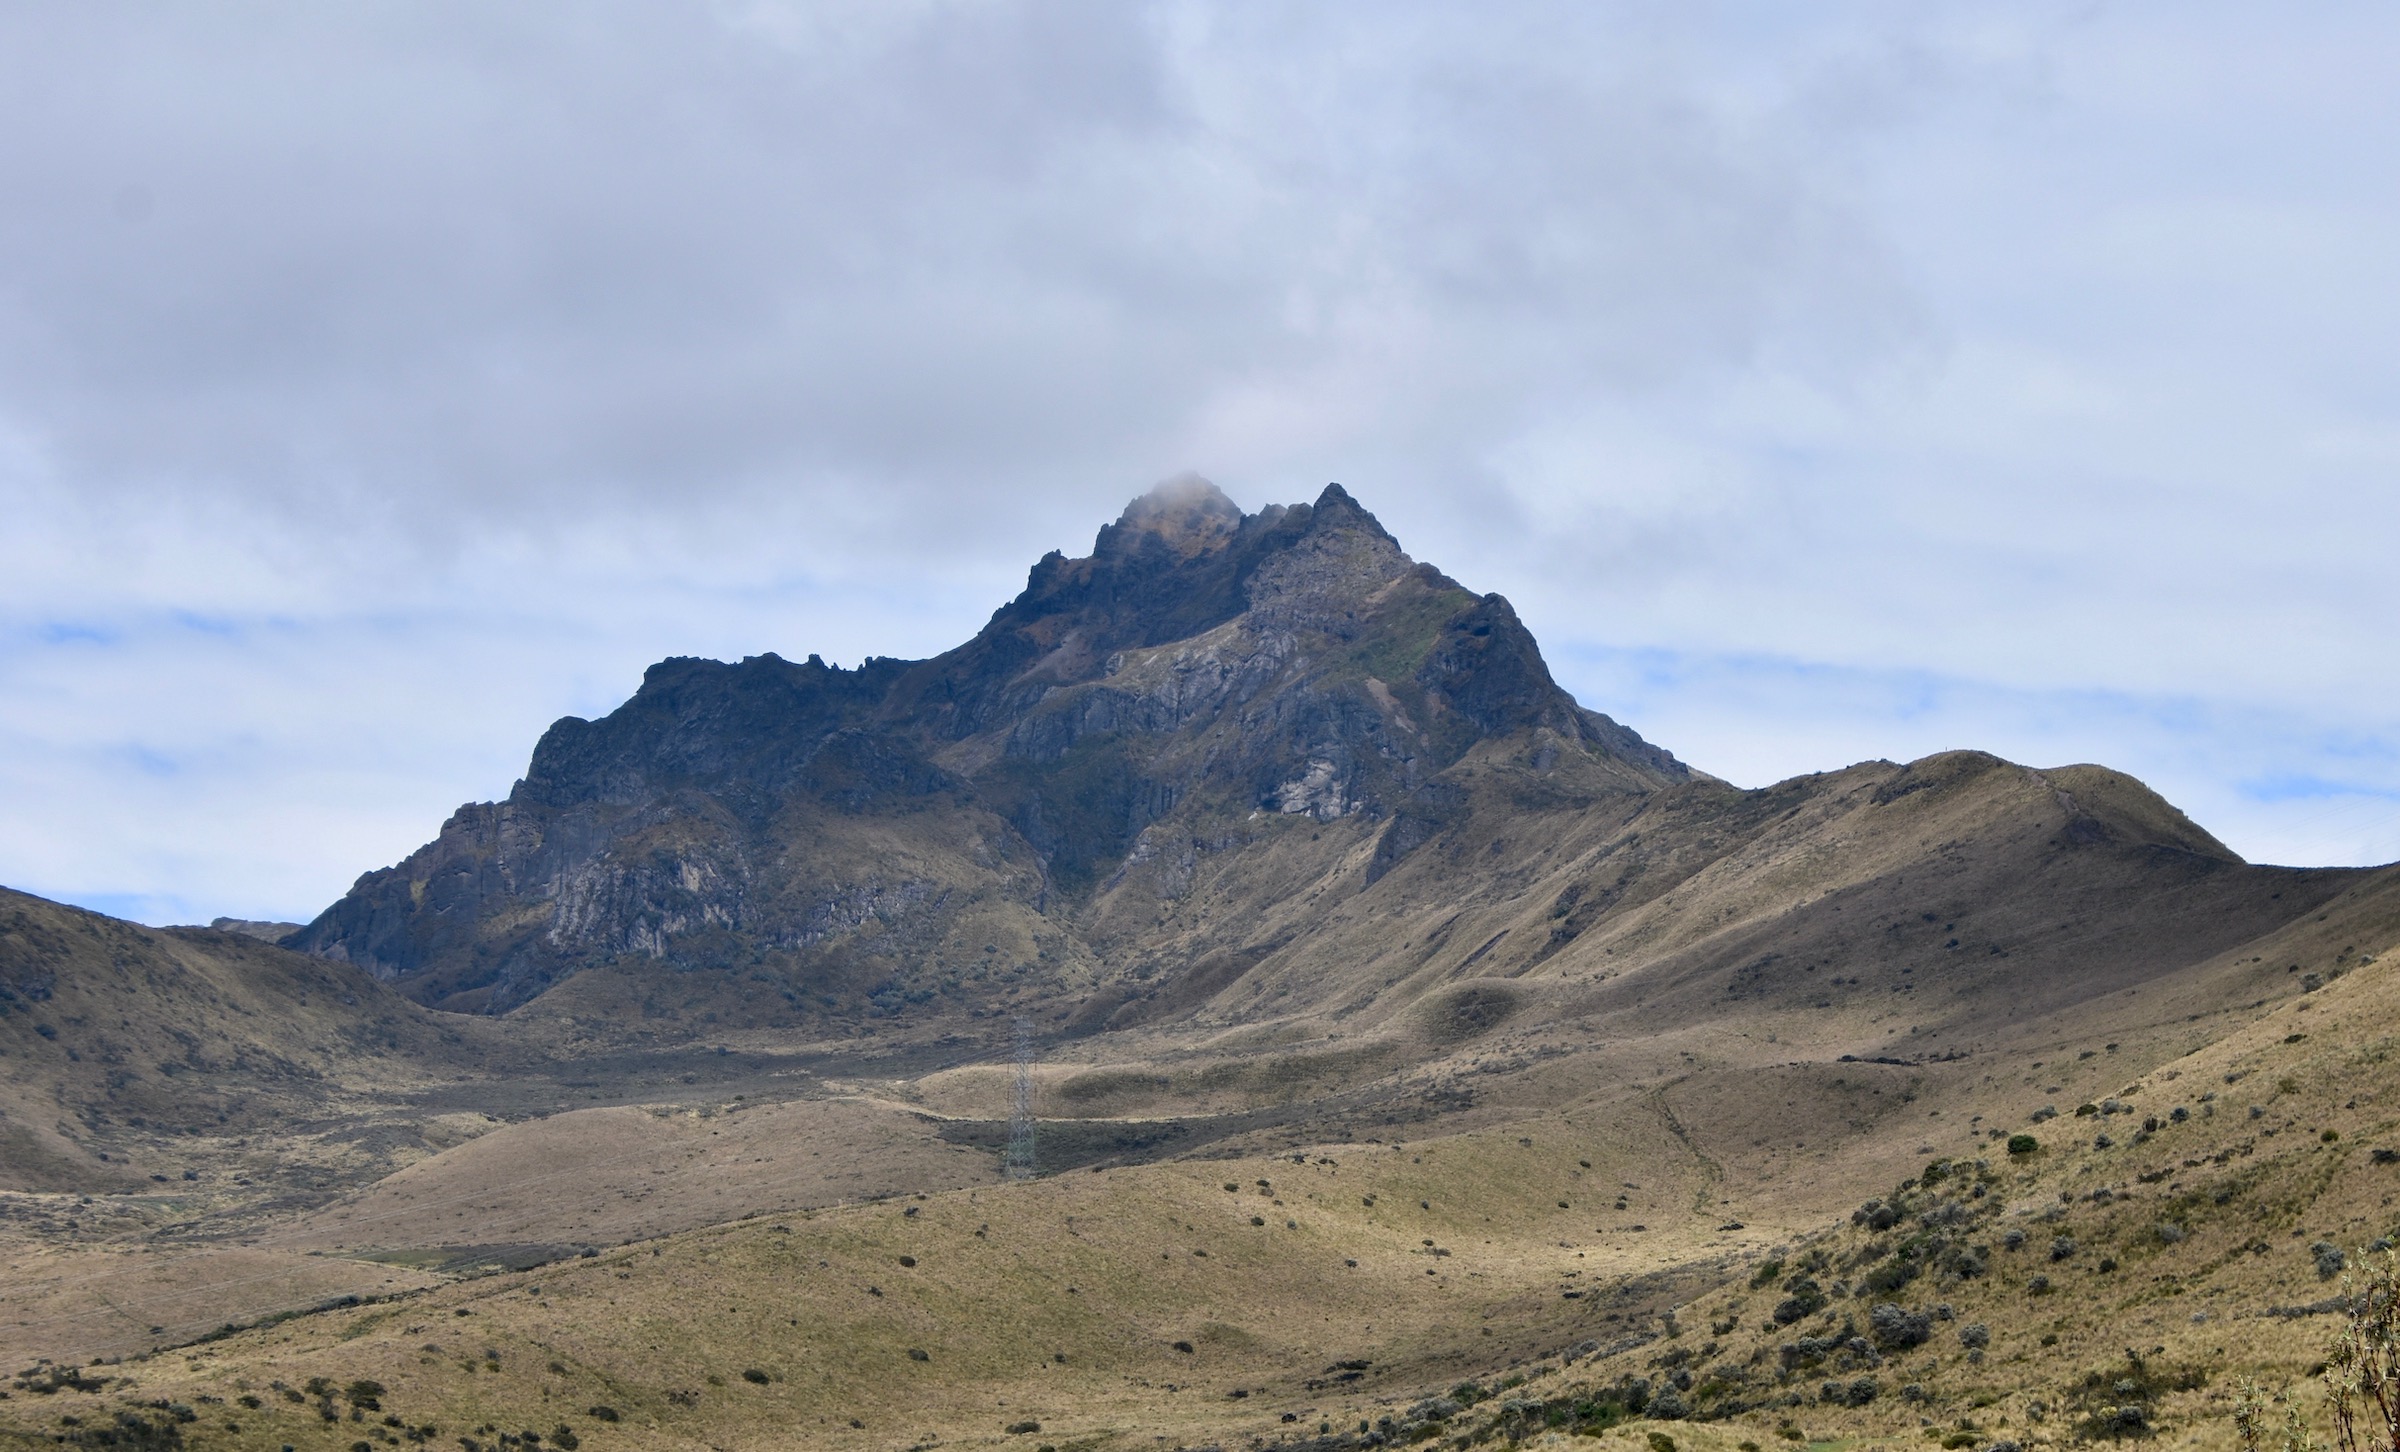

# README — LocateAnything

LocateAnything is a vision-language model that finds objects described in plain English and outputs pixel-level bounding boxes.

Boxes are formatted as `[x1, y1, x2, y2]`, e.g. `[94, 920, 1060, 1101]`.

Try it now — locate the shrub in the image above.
[2051, 1236, 2078, 1261]
[1772, 1277, 1827, 1324]
[1750, 1259, 1786, 1289]
[2314, 1242, 2347, 1280]
[585, 1407, 618, 1422]
[1958, 1323, 1991, 1350]
[2157, 1223, 2185, 1244]
[2008, 1134, 2039, 1155]
[906, 1349, 930, 1362]
[1648, 1433, 1679, 1452]
[740, 1369, 770, 1385]
[1870, 1303, 1933, 1350]
[1005, 1420, 1042, 1435]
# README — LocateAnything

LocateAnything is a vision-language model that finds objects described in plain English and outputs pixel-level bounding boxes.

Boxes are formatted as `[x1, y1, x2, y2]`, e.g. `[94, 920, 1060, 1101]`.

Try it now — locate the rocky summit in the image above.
[288, 480, 1694, 1018]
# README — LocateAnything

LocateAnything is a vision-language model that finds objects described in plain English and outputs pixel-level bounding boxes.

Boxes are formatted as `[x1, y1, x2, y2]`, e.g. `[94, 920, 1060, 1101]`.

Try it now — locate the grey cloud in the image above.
[0, 1, 1910, 534]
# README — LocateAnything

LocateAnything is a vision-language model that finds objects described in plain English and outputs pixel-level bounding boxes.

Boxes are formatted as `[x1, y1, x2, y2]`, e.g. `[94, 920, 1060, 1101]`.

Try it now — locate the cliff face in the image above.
[289, 481, 1694, 1015]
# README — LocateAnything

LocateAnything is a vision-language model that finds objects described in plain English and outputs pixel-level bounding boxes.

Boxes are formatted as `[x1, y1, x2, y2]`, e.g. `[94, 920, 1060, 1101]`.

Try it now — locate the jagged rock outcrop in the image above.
[290, 481, 1693, 1015]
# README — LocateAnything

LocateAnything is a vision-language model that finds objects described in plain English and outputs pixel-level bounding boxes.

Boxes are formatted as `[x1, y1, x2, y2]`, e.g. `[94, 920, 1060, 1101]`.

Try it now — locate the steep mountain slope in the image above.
[0, 888, 503, 1193]
[289, 480, 1693, 1017]
[280, 483, 2379, 1115]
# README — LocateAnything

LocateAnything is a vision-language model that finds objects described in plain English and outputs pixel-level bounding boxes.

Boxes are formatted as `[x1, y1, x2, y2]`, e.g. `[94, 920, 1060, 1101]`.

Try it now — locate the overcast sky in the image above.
[3, 1, 2396, 926]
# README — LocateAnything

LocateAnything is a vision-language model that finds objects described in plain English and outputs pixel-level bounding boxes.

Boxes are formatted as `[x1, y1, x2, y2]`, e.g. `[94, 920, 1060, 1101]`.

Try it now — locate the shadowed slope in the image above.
[0, 888, 501, 1193]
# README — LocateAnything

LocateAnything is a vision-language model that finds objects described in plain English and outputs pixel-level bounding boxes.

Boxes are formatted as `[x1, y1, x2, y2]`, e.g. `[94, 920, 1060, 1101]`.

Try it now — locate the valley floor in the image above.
[6, 933, 2398, 1452]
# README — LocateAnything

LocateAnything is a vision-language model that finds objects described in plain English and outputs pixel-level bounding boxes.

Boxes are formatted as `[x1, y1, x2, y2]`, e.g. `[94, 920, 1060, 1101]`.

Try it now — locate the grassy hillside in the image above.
[0, 888, 513, 1194]
[4, 877, 2391, 1451]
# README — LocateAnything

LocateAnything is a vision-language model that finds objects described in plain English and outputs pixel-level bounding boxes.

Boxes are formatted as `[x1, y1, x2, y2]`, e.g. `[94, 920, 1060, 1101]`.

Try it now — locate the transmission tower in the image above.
[1004, 1016, 1037, 1181]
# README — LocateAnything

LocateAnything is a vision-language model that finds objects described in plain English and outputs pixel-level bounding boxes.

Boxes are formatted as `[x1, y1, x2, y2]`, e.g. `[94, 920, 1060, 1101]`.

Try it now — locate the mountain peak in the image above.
[1095, 474, 1244, 560]
[291, 479, 1697, 1012]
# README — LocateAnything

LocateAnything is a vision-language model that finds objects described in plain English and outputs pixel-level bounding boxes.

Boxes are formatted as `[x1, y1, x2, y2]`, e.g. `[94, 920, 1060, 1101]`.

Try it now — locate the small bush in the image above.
[585, 1407, 618, 1423]
[1871, 1303, 1933, 1350]
[906, 1349, 930, 1362]
[1750, 1258, 1786, 1289]
[1959, 1323, 1991, 1350]
[740, 1369, 770, 1385]
[1004, 1420, 1042, 1435]
[2008, 1134, 2039, 1155]
[1648, 1432, 1679, 1452]
[1772, 1277, 1827, 1325]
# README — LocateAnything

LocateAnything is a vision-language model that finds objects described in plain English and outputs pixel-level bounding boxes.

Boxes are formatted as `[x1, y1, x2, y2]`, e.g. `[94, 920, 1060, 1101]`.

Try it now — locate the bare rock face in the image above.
[289, 482, 1692, 1016]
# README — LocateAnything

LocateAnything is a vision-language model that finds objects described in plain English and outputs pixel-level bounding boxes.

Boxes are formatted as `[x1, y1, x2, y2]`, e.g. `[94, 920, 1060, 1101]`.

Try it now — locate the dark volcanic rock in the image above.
[290, 481, 1691, 1015]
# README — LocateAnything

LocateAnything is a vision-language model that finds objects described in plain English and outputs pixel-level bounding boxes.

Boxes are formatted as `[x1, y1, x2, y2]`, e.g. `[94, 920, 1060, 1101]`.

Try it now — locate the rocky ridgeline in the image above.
[288, 480, 1692, 1015]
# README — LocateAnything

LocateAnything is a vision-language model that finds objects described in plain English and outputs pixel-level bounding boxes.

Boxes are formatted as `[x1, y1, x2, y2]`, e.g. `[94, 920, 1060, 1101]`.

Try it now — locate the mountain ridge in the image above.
[286, 479, 1694, 1016]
